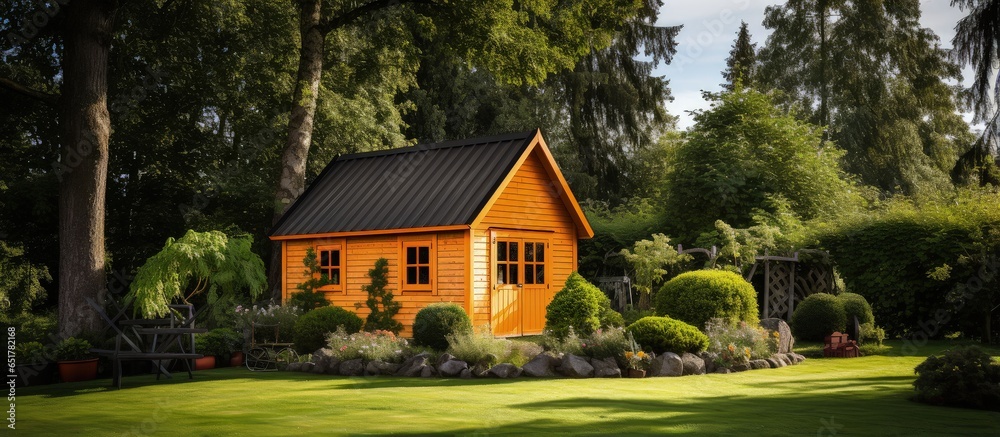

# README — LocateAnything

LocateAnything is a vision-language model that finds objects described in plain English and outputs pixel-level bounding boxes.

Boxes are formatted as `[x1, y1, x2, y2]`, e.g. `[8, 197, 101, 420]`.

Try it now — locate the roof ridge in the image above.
[335, 129, 537, 161]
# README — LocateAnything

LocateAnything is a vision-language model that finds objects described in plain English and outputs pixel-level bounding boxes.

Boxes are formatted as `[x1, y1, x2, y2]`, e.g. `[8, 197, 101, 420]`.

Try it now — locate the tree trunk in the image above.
[268, 0, 327, 302]
[58, 0, 115, 337]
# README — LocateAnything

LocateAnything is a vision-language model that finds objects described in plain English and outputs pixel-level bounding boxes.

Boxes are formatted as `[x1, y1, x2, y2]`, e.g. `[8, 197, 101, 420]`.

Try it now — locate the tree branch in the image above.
[0, 77, 58, 105]
[318, 0, 440, 34]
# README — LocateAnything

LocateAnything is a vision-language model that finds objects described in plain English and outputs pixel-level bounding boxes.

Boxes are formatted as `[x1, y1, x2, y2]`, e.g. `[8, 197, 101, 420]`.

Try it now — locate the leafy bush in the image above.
[293, 306, 363, 353]
[622, 308, 655, 326]
[505, 341, 543, 367]
[196, 328, 240, 356]
[859, 322, 886, 346]
[362, 258, 402, 334]
[599, 306, 625, 329]
[580, 326, 630, 368]
[54, 337, 93, 361]
[15, 341, 48, 365]
[540, 327, 584, 355]
[545, 272, 608, 338]
[446, 328, 511, 367]
[704, 318, 778, 368]
[326, 327, 409, 363]
[790, 293, 847, 341]
[412, 303, 472, 351]
[236, 303, 301, 344]
[654, 270, 759, 328]
[4, 312, 57, 345]
[837, 292, 874, 326]
[913, 346, 1000, 411]
[625, 316, 709, 354]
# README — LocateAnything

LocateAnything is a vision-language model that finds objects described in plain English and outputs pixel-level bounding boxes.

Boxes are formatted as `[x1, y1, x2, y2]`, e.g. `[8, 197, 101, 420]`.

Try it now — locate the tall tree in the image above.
[950, 0, 1000, 185]
[721, 21, 757, 90]
[758, 0, 974, 195]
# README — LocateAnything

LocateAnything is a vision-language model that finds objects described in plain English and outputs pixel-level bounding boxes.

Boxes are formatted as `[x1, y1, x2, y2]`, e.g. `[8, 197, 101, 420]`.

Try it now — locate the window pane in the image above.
[536, 243, 544, 262]
[407, 266, 417, 284]
[524, 265, 534, 284]
[419, 266, 430, 284]
[330, 268, 340, 285]
[406, 247, 416, 265]
[497, 242, 507, 261]
[331, 250, 340, 267]
[320, 250, 329, 267]
[536, 265, 544, 284]
[497, 265, 506, 284]
[510, 242, 519, 261]
[418, 246, 429, 264]
[525, 243, 534, 261]
[510, 264, 519, 284]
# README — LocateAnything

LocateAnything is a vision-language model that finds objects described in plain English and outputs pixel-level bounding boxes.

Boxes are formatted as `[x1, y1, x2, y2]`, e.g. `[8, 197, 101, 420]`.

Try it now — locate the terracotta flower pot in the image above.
[57, 358, 99, 383]
[194, 356, 216, 371]
[229, 351, 244, 367]
[627, 368, 646, 378]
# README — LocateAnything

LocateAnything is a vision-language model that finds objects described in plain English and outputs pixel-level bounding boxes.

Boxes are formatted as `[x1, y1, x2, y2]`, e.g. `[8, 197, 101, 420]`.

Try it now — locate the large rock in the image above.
[649, 352, 683, 377]
[522, 353, 560, 377]
[287, 362, 303, 372]
[324, 357, 342, 375]
[459, 368, 473, 379]
[438, 359, 469, 377]
[557, 354, 594, 378]
[339, 358, 364, 376]
[730, 362, 750, 372]
[765, 357, 784, 368]
[759, 318, 795, 354]
[699, 352, 718, 374]
[591, 357, 621, 378]
[365, 360, 401, 376]
[396, 353, 433, 377]
[435, 353, 456, 368]
[488, 363, 522, 378]
[788, 352, 806, 364]
[749, 359, 770, 370]
[419, 365, 436, 378]
[681, 353, 706, 376]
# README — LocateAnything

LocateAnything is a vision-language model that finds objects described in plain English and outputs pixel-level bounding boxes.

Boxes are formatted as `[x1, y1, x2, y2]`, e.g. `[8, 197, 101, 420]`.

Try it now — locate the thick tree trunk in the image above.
[269, 0, 327, 302]
[58, 0, 115, 337]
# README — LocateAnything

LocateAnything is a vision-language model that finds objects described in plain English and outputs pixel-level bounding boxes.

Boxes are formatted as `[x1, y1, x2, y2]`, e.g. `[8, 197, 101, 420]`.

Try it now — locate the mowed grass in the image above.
[16, 341, 1000, 436]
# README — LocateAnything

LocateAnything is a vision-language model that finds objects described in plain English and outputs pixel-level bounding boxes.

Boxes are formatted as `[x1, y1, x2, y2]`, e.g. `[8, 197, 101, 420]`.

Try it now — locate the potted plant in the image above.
[194, 328, 239, 370]
[54, 337, 99, 383]
[624, 350, 651, 378]
[14, 341, 55, 387]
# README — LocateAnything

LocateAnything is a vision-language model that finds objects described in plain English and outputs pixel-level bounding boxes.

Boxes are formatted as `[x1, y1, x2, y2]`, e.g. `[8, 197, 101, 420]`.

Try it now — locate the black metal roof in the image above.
[270, 130, 538, 236]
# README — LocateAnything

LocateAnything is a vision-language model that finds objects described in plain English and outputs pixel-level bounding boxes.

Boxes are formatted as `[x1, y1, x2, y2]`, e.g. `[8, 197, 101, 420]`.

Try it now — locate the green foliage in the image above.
[790, 293, 847, 342]
[860, 323, 887, 346]
[622, 308, 656, 327]
[2, 312, 57, 345]
[654, 270, 759, 329]
[619, 233, 690, 308]
[0, 241, 50, 316]
[661, 87, 862, 242]
[816, 190, 1000, 337]
[913, 346, 1000, 411]
[545, 272, 611, 339]
[838, 292, 875, 326]
[626, 316, 709, 354]
[127, 230, 266, 319]
[54, 337, 93, 362]
[578, 198, 663, 279]
[412, 303, 473, 351]
[196, 328, 241, 356]
[541, 326, 585, 356]
[721, 21, 757, 91]
[599, 306, 625, 329]
[14, 341, 47, 365]
[327, 327, 409, 363]
[704, 319, 779, 368]
[580, 327, 630, 368]
[361, 258, 402, 334]
[446, 328, 511, 367]
[293, 306, 363, 354]
[289, 248, 333, 313]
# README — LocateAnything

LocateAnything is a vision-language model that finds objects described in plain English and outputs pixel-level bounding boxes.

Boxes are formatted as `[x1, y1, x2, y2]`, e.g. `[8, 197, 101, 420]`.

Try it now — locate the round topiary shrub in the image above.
[599, 306, 625, 328]
[412, 302, 473, 351]
[790, 293, 847, 341]
[654, 270, 759, 328]
[913, 346, 1000, 411]
[625, 316, 709, 354]
[545, 272, 607, 338]
[293, 306, 363, 353]
[837, 292, 874, 326]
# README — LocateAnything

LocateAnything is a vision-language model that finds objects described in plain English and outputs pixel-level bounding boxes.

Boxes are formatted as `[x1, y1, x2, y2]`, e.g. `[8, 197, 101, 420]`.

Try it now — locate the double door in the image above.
[490, 232, 551, 337]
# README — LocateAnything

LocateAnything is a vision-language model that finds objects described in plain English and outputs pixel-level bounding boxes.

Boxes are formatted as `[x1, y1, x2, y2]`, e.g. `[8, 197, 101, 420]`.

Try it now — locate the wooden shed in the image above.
[270, 129, 594, 337]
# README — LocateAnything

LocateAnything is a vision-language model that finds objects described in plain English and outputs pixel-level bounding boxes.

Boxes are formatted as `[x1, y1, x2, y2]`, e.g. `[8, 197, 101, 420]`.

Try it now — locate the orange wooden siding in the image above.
[282, 231, 469, 337]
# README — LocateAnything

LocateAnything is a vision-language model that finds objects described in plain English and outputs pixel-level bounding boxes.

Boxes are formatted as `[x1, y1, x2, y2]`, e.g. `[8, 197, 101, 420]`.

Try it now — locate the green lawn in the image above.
[16, 341, 1000, 436]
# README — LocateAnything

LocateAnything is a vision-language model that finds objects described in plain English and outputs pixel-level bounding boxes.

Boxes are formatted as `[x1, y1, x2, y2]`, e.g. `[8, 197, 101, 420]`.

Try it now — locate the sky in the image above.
[654, 0, 973, 130]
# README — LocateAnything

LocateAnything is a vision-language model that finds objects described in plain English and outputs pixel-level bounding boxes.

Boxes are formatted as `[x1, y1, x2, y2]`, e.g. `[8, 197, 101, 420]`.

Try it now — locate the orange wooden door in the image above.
[491, 235, 551, 337]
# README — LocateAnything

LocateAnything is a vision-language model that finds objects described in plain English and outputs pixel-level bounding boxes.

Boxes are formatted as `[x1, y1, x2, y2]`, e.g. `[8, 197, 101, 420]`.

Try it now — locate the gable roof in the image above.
[270, 129, 593, 239]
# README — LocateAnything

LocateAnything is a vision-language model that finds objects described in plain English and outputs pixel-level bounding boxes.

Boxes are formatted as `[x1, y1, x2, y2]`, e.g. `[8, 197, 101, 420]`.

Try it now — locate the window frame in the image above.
[398, 235, 437, 293]
[314, 241, 346, 293]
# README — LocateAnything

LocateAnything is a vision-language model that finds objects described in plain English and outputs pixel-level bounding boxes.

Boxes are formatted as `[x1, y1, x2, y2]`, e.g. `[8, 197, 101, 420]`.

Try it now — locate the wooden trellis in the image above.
[747, 252, 833, 320]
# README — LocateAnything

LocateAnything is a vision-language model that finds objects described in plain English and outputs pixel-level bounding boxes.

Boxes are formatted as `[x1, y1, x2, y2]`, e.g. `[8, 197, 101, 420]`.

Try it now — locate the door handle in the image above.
[517, 284, 523, 288]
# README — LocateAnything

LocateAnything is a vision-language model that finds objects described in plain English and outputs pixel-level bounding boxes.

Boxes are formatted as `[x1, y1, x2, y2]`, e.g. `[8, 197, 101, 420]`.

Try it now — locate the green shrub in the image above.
[654, 270, 759, 328]
[704, 318, 778, 368]
[545, 272, 607, 338]
[790, 293, 847, 341]
[913, 346, 1000, 411]
[54, 337, 93, 361]
[599, 306, 625, 328]
[504, 341, 543, 367]
[363, 258, 403, 334]
[293, 306, 363, 353]
[625, 316, 709, 354]
[859, 322, 886, 346]
[446, 328, 511, 367]
[837, 292, 874, 326]
[580, 327, 630, 368]
[540, 327, 584, 355]
[196, 328, 240, 356]
[289, 248, 333, 313]
[622, 308, 655, 326]
[412, 303, 473, 351]
[14, 341, 48, 365]
[327, 327, 409, 363]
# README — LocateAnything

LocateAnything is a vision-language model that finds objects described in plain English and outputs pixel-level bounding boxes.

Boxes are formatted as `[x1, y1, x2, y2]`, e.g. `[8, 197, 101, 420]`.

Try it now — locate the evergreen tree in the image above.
[362, 258, 402, 334]
[721, 21, 757, 91]
[288, 248, 333, 313]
